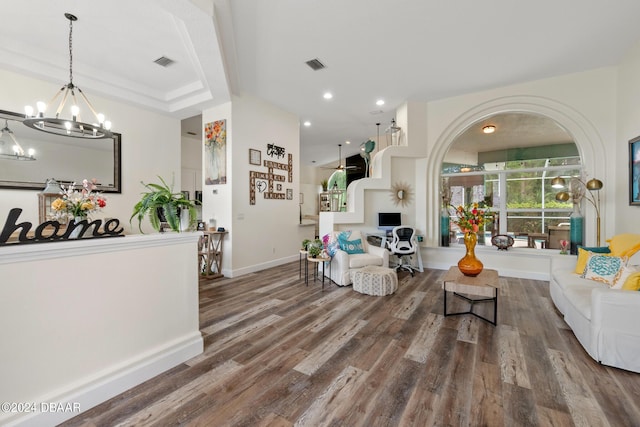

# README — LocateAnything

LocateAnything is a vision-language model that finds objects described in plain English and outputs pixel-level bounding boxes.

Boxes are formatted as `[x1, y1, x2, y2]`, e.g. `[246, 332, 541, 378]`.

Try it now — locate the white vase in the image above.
[69, 216, 86, 239]
[179, 209, 191, 232]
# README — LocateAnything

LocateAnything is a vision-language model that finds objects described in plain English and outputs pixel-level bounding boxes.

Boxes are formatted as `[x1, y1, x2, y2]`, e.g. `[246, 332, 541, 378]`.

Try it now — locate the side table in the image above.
[305, 255, 331, 290]
[442, 267, 499, 325]
[299, 249, 308, 279]
[198, 230, 228, 281]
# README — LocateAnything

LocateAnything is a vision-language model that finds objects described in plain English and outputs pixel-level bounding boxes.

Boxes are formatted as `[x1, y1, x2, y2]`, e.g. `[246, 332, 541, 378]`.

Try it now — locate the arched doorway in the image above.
[426, 96, 606, 248]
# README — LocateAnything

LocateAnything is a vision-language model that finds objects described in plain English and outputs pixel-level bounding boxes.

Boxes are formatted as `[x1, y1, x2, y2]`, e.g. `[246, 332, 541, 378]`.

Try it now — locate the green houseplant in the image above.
[130, 176, 197, 233]
[307, 238, 323, 258]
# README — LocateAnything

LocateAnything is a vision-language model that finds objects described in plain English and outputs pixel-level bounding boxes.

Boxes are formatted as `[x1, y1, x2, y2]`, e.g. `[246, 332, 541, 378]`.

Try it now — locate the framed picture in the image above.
[181, 190, 190, 200]
[195, 191, 202, 203]
[630, 136, 640, 206]
[286, 188, 293, 200]
[204, 120, 227, 185]
[249, 149, 261, 166]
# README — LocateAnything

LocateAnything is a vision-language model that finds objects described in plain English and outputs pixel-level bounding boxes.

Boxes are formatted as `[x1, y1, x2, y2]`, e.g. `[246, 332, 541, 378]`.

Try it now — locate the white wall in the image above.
[616, 40, 640, 231]
[0, 233, 202, 427]
[202, 95, 312, 277]
[0, 69, 181, 234]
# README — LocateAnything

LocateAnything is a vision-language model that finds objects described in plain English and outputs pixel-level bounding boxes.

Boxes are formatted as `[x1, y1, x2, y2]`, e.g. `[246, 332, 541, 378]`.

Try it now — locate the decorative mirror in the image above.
[390, 181, 412, 207]
[0, 109, 121, 193]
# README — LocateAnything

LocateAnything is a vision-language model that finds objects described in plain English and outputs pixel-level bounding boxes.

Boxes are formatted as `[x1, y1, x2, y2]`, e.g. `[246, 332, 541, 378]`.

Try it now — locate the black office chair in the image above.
[388, 226, 417, 276]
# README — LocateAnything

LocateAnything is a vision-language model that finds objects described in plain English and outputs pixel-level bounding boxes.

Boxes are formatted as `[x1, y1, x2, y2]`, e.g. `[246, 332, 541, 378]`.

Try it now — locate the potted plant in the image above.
[301, 238, 311, 251]
[130, 176, 197, 233]
[321, 179, 328, 192]
[307, 238, 323, 258]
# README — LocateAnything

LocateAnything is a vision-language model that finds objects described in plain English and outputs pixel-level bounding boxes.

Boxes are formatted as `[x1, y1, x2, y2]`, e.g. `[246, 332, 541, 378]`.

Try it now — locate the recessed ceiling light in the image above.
[303, 121, 311, 127]
[323, 92, 333, 100]
[483, 125, 496, 134]
[376, 99, 385, 106]
[345, 140, 351, 144]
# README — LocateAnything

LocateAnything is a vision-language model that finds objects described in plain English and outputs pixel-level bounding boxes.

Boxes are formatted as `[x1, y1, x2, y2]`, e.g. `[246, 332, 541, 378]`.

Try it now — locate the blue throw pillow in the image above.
[337, 233, 365, 254]
[578, 245, 611, 254]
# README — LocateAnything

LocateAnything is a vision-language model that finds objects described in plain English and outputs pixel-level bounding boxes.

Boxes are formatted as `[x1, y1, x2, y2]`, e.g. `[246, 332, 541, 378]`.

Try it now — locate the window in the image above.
[441, 113, 580, 248]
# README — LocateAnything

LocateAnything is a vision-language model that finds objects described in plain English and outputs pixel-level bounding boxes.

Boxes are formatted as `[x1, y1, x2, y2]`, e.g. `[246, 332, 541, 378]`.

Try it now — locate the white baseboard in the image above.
[4, 332, 203, 427]
[228, 254, 298, 278]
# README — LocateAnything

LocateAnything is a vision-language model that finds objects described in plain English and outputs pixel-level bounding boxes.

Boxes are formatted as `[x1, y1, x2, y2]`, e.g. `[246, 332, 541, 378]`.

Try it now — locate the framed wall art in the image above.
[249, 149, 261, 166]
[630, 136, 640, 206]
[205, 120, 227, 185]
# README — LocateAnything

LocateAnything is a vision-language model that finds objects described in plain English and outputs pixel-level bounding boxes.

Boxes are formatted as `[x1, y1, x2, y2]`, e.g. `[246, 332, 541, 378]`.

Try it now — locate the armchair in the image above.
[325, 230, 389, 286]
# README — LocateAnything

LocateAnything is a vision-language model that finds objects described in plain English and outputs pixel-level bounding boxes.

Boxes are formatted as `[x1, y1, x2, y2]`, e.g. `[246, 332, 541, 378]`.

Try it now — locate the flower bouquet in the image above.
[451, 202, 491, 233]
[51, 178, 107, 222]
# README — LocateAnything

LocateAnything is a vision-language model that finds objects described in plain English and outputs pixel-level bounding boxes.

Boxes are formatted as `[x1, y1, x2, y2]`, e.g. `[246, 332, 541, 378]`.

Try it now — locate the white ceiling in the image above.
[4, 0, 640, 166]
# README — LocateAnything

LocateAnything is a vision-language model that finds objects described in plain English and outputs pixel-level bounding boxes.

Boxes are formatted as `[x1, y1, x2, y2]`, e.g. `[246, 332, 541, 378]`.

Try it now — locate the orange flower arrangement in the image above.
[452, 202, 491, 233]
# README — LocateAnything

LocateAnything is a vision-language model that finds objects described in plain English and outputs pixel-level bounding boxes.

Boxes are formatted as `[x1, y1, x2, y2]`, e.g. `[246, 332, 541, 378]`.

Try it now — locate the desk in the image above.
[442, 267, 499, 325]
[198, 230, 228, 280]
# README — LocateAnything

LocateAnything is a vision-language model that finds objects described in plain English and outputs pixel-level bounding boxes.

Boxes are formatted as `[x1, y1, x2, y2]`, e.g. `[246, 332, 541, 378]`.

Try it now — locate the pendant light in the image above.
[0, 120, 36, 161]
[23, 13, 113, 139]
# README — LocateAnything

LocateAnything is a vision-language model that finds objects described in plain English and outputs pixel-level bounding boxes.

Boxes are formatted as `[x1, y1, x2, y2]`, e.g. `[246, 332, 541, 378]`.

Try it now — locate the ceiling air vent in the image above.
[305, 58, 326, 71]
[154, 56, 175, 67]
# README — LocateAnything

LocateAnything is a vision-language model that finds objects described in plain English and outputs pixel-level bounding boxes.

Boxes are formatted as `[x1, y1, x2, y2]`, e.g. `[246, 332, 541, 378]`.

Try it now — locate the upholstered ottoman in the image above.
[351, 266, 398, 296]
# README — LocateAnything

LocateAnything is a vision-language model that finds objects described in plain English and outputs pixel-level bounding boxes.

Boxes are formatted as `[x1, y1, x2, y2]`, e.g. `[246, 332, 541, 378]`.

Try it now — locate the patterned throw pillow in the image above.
[329, 240, 340, 257]
[574, 246, 611, 274]
[337, 231, 365, 254]
[582, 254, 626, 286]
[612, 265, 640, 289]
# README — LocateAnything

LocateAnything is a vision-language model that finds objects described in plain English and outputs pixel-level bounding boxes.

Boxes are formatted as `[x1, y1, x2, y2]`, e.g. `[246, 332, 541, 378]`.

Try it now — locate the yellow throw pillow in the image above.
[606, 234, 640, 258]
[622, 272, 640, 291]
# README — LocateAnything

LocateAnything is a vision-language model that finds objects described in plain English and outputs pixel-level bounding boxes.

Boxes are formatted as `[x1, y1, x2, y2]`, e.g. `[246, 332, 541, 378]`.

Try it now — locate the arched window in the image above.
[441, 112, 581, 249]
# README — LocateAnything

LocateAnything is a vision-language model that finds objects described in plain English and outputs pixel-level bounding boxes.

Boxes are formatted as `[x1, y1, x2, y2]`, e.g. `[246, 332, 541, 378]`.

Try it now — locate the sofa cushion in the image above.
[606, 233, 640, 258]
[582, 254, 626, 286]
[564, 282, 606, 320]
[552, 270, 601, 293]
[348, 253, 384, 268]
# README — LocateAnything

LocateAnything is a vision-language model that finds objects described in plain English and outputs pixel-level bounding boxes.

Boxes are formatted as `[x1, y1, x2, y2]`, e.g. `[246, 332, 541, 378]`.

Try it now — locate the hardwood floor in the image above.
[62, 263, 640, 426]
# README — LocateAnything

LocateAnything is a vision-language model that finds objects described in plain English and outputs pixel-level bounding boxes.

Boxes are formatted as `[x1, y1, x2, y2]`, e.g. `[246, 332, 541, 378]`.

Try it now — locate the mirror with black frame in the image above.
[0, 109, 121, 193]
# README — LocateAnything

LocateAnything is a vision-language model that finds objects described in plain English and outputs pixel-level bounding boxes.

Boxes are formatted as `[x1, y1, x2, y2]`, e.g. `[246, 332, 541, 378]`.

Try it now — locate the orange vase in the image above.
[458, 232, 483, 276]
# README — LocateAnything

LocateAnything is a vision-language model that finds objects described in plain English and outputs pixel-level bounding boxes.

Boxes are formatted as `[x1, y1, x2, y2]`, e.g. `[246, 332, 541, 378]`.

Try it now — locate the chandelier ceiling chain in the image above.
[23, 13, 113, 139]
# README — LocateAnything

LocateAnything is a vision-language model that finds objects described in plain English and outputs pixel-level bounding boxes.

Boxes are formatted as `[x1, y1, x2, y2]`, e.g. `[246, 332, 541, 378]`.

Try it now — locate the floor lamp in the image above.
[552, 176, 604, 250]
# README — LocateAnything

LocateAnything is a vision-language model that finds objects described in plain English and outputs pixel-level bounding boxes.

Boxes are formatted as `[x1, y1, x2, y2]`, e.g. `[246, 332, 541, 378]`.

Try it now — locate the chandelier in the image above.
[23, 13, 112, 139]
[0, 120, 35, 161]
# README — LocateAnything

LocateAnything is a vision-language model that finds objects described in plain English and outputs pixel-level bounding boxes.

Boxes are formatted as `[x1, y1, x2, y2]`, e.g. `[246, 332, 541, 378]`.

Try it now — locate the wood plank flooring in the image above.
[61, 263, 640, 426]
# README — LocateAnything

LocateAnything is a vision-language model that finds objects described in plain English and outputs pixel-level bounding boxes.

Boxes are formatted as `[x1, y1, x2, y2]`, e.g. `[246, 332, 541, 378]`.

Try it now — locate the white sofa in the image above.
[549, 251, 640, 373]
[324, 230, 389, 286]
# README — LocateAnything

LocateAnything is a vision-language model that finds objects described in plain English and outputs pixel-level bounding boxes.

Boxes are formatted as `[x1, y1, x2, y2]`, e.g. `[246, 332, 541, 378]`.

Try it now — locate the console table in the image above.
[198, 230, 228, 280]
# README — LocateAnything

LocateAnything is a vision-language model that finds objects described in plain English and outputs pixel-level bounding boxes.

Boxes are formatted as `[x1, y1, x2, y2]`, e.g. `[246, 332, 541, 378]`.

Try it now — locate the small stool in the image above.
[351, 266, 398, 296]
